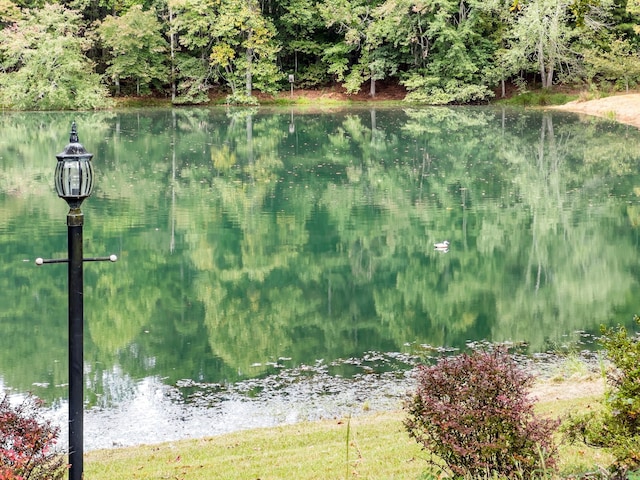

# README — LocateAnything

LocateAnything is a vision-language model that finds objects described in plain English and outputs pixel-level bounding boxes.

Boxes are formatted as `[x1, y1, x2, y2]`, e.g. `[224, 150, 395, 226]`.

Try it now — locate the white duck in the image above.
[434, 240, 450, 250]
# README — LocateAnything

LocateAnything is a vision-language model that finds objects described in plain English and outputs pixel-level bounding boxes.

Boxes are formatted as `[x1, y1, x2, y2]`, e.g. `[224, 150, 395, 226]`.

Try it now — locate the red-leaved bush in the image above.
[0, 394, 67, 480]
[404, 348, 558, 478]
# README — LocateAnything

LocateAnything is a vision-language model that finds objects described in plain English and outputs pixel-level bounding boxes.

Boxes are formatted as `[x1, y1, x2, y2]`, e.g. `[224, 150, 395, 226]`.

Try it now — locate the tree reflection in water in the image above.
[0, 107, 638, 417]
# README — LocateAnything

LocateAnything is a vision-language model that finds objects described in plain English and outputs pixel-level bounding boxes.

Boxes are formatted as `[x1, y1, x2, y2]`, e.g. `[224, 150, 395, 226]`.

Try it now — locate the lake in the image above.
[1, 106, 639, 448]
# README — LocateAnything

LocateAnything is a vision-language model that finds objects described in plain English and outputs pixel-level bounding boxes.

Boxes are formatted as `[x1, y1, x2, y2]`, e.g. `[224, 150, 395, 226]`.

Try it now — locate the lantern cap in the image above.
[57, 122, 92, 160]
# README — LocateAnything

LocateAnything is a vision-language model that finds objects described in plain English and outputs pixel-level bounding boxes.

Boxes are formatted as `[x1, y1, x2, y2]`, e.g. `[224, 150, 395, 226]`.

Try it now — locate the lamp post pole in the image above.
[67, 205, 84, 480]
[36, 122, 117, 480]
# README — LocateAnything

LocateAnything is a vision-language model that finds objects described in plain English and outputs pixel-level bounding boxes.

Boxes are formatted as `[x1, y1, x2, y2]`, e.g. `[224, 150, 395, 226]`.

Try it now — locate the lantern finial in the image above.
[70, 121, 79, 143]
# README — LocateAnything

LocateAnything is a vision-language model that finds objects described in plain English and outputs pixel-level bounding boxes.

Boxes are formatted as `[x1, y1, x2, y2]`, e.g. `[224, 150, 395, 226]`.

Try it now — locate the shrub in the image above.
[563, 315, 640, 477]
[0, 393, 67, 480]
[600, 316, 640, 436]
[225, 93, 260, 106]
[404, 348, 558, 479]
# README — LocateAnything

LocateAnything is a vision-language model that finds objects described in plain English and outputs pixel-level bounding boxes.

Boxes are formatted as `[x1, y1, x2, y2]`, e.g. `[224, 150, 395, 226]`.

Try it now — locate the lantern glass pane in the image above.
[55, 158, 94, 198]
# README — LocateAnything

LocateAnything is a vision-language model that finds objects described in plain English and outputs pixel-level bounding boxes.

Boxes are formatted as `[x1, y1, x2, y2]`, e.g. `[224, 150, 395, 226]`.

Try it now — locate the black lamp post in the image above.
[36, 122, 116, 480]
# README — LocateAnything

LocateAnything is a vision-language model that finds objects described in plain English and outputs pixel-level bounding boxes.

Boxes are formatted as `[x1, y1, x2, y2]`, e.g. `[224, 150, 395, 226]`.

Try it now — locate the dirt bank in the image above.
[532, 377, 605, 403]
[550, 93, 640, 129]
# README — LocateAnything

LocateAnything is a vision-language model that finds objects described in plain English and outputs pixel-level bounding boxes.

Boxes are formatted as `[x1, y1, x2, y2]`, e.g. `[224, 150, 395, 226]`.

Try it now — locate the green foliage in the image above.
[0, 0, 21, 22]
[563, 315, 640, 476]
[210, 0, 281, 95]
[0, 0, 635, 106]
[0, 394, 67, 479]
[272, 0, 328, 84]
[172, 54, 211, 105]
[318, 0, 390, 95]
[602, 318, 640, 433]
[403, 73, 495, 104]
[582, 38, 640, 92]
[503, 0, 579, 88]
[171, 0, 282, 98]
[98, 5, 169, 96]
[392, 0, 501, 104]
[225, 92, 260, 105]
[0, 4, 111, 110]
[404, 348, 559, 478]
[320, 42, 353, 82]
[292, 60, 332, 88]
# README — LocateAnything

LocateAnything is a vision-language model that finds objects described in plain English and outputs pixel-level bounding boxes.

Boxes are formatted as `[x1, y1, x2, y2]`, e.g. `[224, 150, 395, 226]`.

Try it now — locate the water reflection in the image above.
[1, 107, 639, 427]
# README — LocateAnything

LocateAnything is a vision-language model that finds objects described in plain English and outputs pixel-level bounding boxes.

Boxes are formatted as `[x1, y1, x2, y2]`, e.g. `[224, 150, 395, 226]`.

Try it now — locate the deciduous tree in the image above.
[583, 37, 640, 91]
[0, 4, 110, 109]
[269, 0, 329, 88]
[394, 0, 499, 103]
[171, 0, 281, 103]
[209, 0, 281, 99]
[98, 5, 169, 96]
[319, 0, 380, 94]
[503, 0, 577, 88]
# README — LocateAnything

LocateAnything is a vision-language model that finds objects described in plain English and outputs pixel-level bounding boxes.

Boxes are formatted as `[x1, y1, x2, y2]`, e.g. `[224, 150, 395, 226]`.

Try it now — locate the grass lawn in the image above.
[85, 381, 614, 480]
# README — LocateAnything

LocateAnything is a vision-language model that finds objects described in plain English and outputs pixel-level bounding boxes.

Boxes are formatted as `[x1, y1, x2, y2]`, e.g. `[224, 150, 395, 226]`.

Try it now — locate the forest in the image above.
[0, 0, 640, 109]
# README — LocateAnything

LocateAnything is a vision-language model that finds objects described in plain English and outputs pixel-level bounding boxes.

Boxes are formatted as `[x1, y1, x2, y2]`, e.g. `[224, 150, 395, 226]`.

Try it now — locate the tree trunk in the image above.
[228, 66, 236, 95]
[545, 67, 553, 88]
[537, 42, 545, 87]
[245, 24, 253, 97]
[370, 78, 376, 97]
[169, 6, 176, 102]
[245, 46, 253, 97]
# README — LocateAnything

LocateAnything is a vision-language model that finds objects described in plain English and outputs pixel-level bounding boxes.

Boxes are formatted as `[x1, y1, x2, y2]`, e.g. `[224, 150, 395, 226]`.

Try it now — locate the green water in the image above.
[1, 106, 639, 407]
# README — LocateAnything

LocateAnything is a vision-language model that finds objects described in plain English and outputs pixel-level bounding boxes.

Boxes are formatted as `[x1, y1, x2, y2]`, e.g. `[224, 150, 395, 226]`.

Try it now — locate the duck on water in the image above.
[434, 240, 449, 250]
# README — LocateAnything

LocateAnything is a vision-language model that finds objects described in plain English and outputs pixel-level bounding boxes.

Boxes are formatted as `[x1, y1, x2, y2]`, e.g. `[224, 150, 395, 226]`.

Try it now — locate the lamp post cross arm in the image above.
[35, 255, 118, 265]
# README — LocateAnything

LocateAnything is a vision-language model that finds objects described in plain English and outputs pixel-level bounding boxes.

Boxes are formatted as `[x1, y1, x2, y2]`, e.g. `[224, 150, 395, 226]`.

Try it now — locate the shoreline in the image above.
[70, 351, 607, 452]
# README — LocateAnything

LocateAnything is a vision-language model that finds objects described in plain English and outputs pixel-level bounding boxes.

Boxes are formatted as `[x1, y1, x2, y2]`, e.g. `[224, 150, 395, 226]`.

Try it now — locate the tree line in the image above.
[0, 0, 639, 109]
